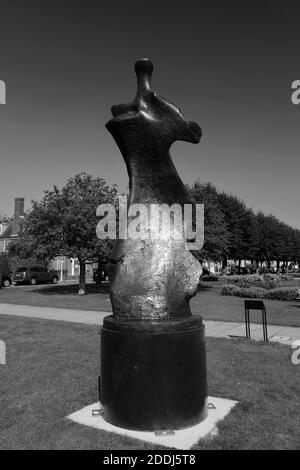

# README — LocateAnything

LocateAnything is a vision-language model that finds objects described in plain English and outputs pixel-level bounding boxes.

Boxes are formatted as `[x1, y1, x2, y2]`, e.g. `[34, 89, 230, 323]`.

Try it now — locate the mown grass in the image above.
[0, 282, 112, 313]
[192, 283, 300, 327]
[0, 316, 299, 449]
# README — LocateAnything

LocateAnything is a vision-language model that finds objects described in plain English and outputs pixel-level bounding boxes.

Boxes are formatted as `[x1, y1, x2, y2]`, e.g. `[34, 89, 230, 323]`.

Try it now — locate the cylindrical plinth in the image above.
[100, 315, 207, 431]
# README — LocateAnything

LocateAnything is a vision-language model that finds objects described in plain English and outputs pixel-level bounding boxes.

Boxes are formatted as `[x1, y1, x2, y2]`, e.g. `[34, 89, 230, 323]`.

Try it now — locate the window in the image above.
[16, 267, 27, 272]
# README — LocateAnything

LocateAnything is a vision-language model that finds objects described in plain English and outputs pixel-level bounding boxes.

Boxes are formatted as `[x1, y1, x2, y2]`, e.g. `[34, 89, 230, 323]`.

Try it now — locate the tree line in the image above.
[189, 181, 300, 271]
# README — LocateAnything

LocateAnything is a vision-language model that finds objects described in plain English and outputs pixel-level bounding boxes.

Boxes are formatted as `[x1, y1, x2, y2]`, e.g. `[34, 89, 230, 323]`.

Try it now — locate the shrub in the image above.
[261, 274, 281, 289]
[235, 287, 266, 299]
[220, 275, 263, 287]
[219, 274, 280, 290]
[221, 285, 266, 299]
[222, 284, 299, 301]
[221, 284, 241, 296]
[264, 287, 300, 302]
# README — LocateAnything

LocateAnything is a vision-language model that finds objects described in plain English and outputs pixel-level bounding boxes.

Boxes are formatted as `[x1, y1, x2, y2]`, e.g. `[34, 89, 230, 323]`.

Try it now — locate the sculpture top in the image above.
[135, 58, 153, 94]
[106, 58, 202, 206]
[107, 58, 201, 145]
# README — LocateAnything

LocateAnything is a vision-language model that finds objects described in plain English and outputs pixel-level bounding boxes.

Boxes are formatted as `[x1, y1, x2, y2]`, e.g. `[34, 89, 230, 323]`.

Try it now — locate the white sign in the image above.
[291, 80, 300, 105]
[291, 340, 300, 365]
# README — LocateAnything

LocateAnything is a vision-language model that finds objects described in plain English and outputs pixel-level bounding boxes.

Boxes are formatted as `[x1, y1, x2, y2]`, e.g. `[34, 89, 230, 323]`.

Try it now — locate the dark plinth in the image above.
[100, 315, 208, 431]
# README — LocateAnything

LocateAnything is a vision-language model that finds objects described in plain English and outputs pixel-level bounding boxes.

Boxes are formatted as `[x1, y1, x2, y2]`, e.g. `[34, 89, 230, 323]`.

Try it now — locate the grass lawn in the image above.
[192, 283, 300, 327]
[0, 282, 113, 313]
[0, 316, 299, 450]
[1, 280, 300, 327]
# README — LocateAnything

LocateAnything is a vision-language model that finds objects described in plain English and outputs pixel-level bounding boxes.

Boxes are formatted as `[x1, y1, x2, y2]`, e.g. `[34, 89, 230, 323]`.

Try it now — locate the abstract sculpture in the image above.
[100, 59, 207, 431]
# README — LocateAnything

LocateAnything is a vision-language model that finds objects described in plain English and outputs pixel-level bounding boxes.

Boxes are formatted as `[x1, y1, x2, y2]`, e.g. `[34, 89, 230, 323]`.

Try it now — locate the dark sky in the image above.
[0, 0, 299, 228]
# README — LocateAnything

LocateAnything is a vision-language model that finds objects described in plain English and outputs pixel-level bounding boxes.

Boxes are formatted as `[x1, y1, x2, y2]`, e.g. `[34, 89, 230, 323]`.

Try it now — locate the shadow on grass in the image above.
[31, 283, 110, 296]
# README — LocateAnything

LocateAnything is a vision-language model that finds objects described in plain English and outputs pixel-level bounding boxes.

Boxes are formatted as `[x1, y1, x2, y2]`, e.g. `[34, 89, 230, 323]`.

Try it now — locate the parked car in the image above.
[2, 275, 12, 287]
[13, 266, 59, 285]
[93, 269, 110, 284]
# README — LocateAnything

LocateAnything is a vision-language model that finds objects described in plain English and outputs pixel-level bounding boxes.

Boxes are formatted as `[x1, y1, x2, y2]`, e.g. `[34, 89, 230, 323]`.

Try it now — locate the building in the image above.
[0, 221, 9, 236]
[49, 256, 94, 281]
[0, 198, 25, 253]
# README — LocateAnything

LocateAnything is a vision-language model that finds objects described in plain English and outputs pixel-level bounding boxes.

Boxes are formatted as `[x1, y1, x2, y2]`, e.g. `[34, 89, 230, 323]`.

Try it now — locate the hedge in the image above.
[264, 287, 299, 301]
[220, 284, 240, 296]
[221, 284, 299, 301]
[221, 285, 266, 299]
[219, 274, 280, 290]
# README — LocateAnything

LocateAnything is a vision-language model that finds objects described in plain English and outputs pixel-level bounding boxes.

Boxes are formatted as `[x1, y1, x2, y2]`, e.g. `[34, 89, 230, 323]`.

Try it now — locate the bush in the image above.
[235, 287, 266, 299]
[221, 285, 266, 299]
[221, 284, 241, 296]
[221, 284, 299, 301]
[264, 287, 300, 302]
[220, 274, 280, 290]
[220, 275, 263, 287]
[201, 275, 219, 282]
[262, 274, 281, 289]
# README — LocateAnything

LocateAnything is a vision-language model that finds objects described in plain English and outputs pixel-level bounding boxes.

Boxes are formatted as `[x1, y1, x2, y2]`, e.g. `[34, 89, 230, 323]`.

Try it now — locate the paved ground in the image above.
[0, 302, 299, 344]
[0, 302, 107, 325]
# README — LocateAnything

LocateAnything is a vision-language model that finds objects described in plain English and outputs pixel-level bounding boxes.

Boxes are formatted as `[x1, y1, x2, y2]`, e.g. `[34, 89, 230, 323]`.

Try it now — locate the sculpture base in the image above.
[100, 315, 208, 431]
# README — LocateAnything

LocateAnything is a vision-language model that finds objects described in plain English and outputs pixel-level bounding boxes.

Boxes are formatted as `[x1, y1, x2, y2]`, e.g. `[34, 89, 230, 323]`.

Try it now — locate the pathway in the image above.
[0, 303, 299, 345]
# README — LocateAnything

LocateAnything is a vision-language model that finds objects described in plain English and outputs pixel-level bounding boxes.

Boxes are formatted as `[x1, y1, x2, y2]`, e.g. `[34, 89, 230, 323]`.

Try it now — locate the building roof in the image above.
[0, 216, 24, 240]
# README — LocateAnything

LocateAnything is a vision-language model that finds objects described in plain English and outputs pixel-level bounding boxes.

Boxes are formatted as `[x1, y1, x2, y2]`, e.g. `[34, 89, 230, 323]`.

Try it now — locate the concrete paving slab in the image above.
[67, 396, 238, 450]
[0, 303, 107, 325]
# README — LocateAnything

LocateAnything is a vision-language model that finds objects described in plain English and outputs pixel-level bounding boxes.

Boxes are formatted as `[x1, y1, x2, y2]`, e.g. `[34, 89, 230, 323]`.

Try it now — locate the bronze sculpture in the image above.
[100, 59, 207, 431]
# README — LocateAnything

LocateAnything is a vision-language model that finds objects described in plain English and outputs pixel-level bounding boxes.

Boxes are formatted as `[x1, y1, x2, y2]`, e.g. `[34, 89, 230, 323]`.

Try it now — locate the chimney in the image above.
[14, 198, 25, 218]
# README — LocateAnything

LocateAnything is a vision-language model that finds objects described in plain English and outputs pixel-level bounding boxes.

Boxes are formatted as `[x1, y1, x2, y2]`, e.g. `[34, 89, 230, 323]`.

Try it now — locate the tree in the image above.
[10, 173, 118, 294]
[217, 191, 259, 271]
[189, 180, 300, 271]
[255, 212, 285, 268]
[290, 228, 300, 265]
[0, 253, 12, 277]
[189, 182, 229, 262]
